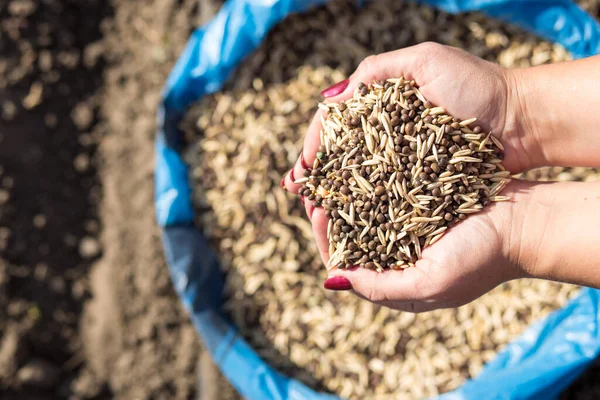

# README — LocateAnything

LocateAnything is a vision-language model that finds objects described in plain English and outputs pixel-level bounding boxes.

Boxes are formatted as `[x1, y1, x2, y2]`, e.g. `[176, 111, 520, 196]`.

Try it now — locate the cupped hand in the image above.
[282, 43, 539, 312]
[320, 180, 533, 312]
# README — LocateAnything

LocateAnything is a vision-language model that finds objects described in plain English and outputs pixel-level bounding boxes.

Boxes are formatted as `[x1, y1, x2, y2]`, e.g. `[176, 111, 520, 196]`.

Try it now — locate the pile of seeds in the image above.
[297, 79, 508, 270]
[181, 0, 591, 398]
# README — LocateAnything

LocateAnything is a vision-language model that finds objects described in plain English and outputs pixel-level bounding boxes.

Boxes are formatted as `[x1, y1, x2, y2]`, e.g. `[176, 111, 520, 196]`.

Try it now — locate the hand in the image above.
[316, 180, 533, 312]
[282, 43, 539, 312]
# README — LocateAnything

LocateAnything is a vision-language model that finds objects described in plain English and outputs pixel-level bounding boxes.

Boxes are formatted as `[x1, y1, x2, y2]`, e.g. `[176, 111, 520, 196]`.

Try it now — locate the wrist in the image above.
[499, 180, 544, 280]
[502, 67, 554, 171]
[504, 180, 600, 288]
[503, 181, 571, 283]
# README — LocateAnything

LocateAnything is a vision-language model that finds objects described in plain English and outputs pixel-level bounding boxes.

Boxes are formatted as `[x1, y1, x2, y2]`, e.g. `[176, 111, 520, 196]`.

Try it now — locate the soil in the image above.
[0, 0, 597, 399]
[0, 0, 232, 399]
[0, 0, 109, 398]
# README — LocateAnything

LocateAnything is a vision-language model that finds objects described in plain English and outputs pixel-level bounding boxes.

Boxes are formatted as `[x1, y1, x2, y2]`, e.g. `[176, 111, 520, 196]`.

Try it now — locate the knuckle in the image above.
[416, 42, 448, 67]
[419, 279, 443, 303]
[367, 288, 387, 303]
[358, 54, 379, 74]
[364, 273, 390, 303]
[413, 265, 441, 302]
[418, 41, 443, 54]
[364, 285, 383, 303]
[411, 274, 429, 298]
[365, 286, 380, 303]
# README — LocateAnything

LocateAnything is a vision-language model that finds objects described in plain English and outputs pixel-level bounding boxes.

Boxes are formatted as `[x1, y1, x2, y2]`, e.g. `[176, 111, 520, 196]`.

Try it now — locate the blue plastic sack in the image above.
[437, 288, 600, 400]
[155, 1, 600, 399]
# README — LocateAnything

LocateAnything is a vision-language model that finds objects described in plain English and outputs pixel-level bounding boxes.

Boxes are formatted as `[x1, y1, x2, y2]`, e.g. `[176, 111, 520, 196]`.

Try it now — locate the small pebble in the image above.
[78, 236, 101, 259]
[17, 359, 60, 389]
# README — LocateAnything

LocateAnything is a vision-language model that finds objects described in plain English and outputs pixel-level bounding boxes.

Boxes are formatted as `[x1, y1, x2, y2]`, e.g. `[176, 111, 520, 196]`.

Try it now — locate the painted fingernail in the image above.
[321, 79, 350, 98]
[324, 276, 352, 291]
[280, 177, 286, 190]
[290, 168, 296, 182]
[300, 153, 309, 169]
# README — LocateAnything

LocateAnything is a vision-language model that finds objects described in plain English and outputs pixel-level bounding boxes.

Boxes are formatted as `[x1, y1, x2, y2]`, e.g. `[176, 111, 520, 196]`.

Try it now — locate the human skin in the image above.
[282, 42, 600, 312]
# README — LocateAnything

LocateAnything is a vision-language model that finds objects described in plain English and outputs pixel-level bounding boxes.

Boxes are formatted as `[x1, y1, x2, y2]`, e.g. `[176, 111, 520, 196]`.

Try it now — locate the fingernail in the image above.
[321, 79, 350, 98]
[290, 168, 296, 182]
[280, 177, 286, 190]
[324, 276, 352, 291]
[300, 153, 309, 169]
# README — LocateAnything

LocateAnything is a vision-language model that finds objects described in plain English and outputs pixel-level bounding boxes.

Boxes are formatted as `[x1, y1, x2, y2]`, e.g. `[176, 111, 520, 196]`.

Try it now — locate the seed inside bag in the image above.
[181, 0, 586, 398]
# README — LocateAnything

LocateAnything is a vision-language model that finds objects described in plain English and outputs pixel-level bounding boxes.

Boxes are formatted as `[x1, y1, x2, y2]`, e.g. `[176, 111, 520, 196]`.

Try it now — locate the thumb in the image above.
[323, 264, 427, 303]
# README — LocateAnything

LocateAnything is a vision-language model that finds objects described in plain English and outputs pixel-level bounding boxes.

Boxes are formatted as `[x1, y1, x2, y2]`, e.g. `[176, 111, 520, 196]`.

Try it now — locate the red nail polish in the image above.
[324, 276, 352, 291]
[280, 177, 286, 190]
[290, 168, 296, 182]
[321, 79, 350, 98]
[300, 153, 309, 169]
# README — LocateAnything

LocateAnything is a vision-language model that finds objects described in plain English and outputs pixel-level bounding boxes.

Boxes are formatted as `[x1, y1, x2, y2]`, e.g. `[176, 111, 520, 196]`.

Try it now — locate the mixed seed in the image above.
[297, 79, 508, 270]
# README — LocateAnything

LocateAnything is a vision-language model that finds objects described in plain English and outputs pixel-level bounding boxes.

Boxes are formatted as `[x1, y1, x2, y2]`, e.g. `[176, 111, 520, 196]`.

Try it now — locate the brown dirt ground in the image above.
[0, 0, 234, 399]
[80, 0, 237, 399]
[0, 0, 597, 399]
[0, 0, 110, 398]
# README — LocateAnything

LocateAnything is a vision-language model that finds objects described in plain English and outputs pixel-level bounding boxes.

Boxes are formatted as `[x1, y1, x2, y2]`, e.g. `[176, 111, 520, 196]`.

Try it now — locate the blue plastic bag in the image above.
[155, 1, 600, 399]
[437, 288, 600, 400]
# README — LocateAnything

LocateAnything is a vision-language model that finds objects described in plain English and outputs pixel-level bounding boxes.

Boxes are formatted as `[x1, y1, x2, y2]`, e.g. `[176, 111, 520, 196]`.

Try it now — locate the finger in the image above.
[310, 207, 330, 265]
[302, 194, 315, 220]
[328, 264, 432, 303]
[284, 43, 437, 193]
[283, 108, 327, 193]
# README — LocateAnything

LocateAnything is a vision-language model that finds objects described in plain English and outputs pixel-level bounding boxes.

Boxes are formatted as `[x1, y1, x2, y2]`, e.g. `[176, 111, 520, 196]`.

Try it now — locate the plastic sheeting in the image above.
[437, 288, 600, 400]
[154, 1, 600, 399]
